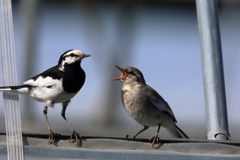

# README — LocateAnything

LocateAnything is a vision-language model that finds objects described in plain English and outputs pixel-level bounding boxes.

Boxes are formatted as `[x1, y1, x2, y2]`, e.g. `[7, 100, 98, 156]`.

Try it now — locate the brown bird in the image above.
[113, 66, 189, 146]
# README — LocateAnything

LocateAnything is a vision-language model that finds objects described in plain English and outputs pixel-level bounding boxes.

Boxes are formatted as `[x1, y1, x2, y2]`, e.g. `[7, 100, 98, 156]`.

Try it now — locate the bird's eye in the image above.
[129, 71, 133, 74]
[69, 53, 78, 57]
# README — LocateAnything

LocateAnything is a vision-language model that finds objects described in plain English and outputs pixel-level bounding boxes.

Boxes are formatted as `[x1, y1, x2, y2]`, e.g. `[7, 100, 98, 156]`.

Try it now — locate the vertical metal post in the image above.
[196, 0, 230, 140]
[0, 0, 24, 159]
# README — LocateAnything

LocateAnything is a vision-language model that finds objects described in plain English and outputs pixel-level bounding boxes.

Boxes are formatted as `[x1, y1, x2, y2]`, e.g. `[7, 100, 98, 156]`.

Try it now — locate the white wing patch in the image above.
[23, 77, 74, 104]
[24, 76, 60, 87]
[15, 87, 30, 94]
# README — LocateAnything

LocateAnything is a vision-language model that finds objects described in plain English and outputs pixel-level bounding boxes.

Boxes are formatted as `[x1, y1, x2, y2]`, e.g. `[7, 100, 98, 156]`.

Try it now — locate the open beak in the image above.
[113, 66, 127, 81]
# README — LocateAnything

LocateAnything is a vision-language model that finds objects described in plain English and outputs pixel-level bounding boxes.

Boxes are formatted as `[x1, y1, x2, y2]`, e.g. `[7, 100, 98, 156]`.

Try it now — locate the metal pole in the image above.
[196, 0, 230, 140]
[0, 0, 24, 159]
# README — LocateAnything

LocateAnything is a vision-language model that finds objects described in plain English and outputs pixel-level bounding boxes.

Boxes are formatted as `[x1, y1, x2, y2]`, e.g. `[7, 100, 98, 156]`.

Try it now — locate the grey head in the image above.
[113, 66, 146, 84]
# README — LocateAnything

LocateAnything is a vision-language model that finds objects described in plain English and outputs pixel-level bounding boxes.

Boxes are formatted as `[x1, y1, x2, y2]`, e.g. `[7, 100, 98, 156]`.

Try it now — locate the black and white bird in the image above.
[0, 49, 90, 146]
[113, 66, 189, 146]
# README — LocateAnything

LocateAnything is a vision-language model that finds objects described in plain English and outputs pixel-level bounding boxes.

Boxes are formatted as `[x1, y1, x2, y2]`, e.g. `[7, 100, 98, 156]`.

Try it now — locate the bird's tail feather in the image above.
[166, 125, 189, 139]
[175, 125, 189, 139]
[0, 86, 12, 91]
[0, 85, 31, 94]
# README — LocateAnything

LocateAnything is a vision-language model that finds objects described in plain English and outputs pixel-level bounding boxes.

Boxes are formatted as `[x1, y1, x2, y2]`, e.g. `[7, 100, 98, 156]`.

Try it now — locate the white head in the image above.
[58, 49, 90, 71]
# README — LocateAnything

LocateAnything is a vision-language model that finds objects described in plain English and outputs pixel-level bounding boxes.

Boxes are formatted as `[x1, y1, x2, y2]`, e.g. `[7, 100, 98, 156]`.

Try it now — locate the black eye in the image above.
[70, 53, 78, 57]
[129, 71, 133, 74]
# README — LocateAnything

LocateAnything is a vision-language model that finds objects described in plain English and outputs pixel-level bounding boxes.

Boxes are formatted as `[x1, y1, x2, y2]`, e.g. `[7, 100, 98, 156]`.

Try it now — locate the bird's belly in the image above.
[125, 103, 162, 127]
[123, 89, 164, 127]
[51, 91, 76, 103]
[29, 86, 76, 103]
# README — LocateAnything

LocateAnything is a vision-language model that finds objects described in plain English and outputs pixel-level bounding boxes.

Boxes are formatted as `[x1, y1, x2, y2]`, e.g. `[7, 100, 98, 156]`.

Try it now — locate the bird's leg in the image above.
[149, 124, 161, 146]
[43, 106, 60, 146]
[126, 126, 149, 139]
[62, 101, 82, 147]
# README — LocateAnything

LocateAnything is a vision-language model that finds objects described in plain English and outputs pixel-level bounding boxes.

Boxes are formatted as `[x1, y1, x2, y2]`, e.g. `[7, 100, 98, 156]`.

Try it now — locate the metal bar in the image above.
[1, 131, 239, 146]
[0, 0, 24, 159]
[195, 0, 230, 140]
[0, 133, 240, 159]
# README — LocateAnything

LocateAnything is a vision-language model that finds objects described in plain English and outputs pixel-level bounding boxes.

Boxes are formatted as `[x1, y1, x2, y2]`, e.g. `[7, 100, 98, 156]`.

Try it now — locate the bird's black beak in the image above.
[113, 66, 127, 81]
[83, 54, 91, 58]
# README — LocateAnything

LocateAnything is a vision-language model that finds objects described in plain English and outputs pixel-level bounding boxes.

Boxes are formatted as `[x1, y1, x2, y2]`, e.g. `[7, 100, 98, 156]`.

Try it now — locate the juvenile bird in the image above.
[0, 49, 90, 146]
[113, 66, 189, 146]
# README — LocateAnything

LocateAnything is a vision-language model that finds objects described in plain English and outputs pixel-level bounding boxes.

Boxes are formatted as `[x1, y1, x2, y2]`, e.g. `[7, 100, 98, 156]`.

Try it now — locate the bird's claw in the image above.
[69, 130, 82, 147]
[48, 130, 60, 146]
[125, 134, 137, 139]
[149, 134, 161, 148]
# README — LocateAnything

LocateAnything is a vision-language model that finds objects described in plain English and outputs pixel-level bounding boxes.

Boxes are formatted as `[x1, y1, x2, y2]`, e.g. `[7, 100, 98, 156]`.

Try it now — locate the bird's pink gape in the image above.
[113, 66, 128, 80]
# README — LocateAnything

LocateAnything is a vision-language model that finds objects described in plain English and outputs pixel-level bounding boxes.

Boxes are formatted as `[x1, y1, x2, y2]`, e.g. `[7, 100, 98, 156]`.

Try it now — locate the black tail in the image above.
[0, 85, 32, 94]
[0, 85, 31, 90]
[175, 125, 189, 139]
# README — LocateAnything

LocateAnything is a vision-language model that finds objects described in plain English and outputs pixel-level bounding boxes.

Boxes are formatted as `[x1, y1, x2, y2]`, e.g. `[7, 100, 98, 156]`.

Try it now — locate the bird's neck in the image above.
[63, 62, 84, 77]
[62, 62, 85, 93]
[122, 81, 144, 91]
[60, 61, 81, 71]
[65, 61, 81, 69]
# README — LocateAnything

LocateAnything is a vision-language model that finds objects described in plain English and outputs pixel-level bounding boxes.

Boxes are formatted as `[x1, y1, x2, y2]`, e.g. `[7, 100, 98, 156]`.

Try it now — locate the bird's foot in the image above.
[125, 134, 137, 139]
[149, 134, 161, 148]
[48, 130, 61, 146]
[69, 130, 82, 147]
